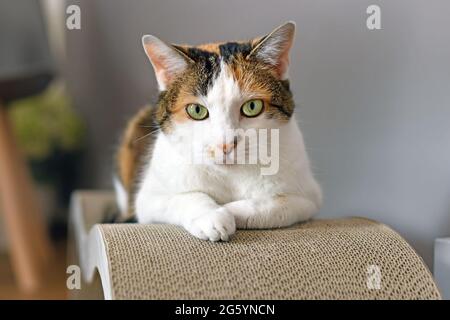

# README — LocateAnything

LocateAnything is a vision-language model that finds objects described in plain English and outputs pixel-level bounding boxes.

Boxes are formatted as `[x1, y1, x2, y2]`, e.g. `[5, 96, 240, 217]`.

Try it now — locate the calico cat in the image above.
[114, 21, 322, 241]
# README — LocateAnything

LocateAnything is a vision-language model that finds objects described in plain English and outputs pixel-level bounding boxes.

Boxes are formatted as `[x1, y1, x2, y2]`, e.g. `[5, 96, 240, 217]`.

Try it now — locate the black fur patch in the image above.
[186, 48, 220, 96]
[186, 47, 216, 62]
[219, 42, 252, 62]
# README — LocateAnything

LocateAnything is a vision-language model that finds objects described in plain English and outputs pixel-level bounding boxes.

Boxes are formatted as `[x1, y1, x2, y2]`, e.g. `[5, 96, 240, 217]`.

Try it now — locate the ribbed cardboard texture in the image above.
[98, 218, 440, 299]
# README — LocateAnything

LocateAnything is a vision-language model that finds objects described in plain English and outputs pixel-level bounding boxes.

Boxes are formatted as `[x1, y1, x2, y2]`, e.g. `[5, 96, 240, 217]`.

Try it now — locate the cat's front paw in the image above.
[185, 208, 236, 242]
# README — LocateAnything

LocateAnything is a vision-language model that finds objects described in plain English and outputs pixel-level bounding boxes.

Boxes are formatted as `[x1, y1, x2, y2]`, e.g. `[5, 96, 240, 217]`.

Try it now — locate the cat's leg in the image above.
[135, 192, 236, 241]
[224, 195, 319, 229]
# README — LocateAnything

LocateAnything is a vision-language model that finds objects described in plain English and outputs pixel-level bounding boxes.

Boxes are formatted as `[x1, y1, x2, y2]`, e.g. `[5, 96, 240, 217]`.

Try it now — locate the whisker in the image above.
[133, 129, 160, 143]
[134, 133, 152, 143]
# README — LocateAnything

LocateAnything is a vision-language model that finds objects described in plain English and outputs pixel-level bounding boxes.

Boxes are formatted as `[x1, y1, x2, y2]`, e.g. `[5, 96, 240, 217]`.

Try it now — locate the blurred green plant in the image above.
[8, 82, 85, 236]
[9, 83, 85, 160]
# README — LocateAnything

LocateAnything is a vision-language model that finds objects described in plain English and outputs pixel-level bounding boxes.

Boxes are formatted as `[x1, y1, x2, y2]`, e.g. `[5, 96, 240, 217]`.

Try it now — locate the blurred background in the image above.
[0, 0, 449, 299]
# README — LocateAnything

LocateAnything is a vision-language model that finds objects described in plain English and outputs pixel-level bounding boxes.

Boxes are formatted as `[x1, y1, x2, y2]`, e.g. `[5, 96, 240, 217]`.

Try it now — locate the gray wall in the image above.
[65, 0, 450, 266]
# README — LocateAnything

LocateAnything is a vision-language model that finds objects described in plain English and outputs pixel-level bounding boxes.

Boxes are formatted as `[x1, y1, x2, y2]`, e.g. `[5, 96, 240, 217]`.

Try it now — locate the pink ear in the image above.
[249, 22, 296, 80]
[142, 35, 189, 91]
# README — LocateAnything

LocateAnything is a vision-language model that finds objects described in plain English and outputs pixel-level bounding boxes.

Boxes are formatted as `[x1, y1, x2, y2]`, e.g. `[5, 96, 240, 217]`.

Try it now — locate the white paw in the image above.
[185, 207, 236, 242]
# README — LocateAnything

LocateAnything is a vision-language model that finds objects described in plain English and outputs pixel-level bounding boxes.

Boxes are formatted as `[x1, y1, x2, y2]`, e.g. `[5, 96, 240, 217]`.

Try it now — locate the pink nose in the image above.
[218, 143, 235, 155]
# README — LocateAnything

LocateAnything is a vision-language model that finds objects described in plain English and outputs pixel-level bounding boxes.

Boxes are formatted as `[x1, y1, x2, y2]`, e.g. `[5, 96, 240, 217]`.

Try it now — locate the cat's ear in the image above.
[142, 35, 192, 91]
[248, 21, 296, 80]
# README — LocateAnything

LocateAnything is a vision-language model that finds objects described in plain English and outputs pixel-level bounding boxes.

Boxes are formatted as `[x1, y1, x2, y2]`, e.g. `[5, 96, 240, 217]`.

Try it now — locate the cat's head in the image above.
[142, 21, 296, 164]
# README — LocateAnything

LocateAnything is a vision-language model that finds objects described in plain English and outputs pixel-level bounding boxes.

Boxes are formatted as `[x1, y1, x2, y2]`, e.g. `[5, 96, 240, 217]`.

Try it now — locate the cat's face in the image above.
[143, 22, 296, 164]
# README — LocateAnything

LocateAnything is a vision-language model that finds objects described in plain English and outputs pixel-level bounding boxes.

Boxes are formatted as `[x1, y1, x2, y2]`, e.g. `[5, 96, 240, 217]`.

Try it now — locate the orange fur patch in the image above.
[116, 106, 154, 213]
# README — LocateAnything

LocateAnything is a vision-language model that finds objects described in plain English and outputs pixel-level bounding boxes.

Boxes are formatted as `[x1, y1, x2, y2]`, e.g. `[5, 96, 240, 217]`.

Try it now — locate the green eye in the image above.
[241, 99, 264, 117]
[186, 104, 209, 120]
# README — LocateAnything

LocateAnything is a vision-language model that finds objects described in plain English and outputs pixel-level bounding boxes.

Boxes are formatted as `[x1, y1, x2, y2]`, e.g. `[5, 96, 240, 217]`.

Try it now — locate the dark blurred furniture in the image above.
[0, 1, 53, 293]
